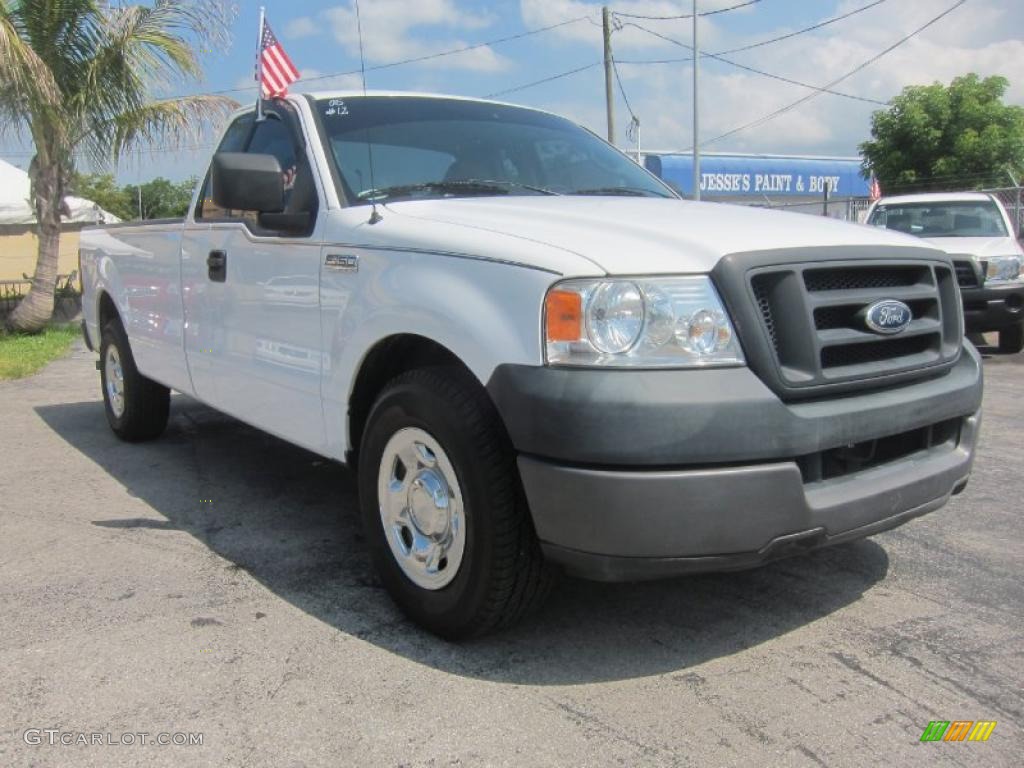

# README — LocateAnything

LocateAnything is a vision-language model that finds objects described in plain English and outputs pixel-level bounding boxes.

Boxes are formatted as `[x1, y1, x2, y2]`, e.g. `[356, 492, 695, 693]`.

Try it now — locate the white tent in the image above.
[0, 157, 121, 225]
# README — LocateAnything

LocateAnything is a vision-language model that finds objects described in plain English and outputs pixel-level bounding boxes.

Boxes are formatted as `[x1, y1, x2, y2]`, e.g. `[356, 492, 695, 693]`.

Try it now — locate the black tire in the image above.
[998, 323, 1024, 354]
[99, 318, 170, 441]
[358, 366, 553, 639]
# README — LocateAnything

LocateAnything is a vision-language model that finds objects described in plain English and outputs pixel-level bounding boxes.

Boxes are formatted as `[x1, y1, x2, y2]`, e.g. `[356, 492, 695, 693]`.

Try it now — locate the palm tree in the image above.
[0, 0, 237, 333]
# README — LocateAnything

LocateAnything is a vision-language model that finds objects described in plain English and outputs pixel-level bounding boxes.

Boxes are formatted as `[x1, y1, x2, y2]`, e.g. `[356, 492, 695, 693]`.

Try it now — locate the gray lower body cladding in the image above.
[486, 346, 983, 580]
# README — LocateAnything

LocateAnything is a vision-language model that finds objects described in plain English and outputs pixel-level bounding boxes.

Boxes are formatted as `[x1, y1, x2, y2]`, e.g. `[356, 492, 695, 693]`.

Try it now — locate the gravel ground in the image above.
[0, 341, 1021, 767]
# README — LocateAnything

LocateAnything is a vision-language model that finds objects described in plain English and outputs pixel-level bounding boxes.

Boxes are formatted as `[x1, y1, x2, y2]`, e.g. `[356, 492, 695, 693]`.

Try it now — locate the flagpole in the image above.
[255, 6, 265, 121]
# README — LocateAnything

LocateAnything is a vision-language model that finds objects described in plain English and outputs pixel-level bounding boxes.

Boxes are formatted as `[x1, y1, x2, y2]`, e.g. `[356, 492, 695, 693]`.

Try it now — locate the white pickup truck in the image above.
[866, 192, 1024, 353]
[81, 93, 983, 638]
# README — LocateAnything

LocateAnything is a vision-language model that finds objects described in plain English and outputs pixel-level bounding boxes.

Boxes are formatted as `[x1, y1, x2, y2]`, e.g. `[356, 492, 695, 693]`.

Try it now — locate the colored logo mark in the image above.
[920, 721, 996, 742]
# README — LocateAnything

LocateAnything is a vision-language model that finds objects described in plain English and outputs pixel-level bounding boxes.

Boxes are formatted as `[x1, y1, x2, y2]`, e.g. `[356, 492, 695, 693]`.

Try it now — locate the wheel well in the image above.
[347, 334, 470, 463]
[98, 291, 118, 330]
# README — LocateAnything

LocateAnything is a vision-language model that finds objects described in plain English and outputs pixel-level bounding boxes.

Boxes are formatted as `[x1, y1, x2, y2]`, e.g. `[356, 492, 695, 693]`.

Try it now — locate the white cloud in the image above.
[295, 0, 508, 73]
[284, 17, 319, 39]
[528, 0, 1024, 157]
[293, 68, 365, 93]
[519, 0, 734, 51]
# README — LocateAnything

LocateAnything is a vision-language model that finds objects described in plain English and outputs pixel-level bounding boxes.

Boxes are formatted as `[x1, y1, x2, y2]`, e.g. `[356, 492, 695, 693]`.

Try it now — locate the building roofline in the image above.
[642, 150, 863, 162]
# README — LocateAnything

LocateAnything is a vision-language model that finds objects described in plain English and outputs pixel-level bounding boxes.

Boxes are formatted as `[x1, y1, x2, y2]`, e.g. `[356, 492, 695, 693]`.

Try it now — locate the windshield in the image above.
[867, 200, 1008, 238]
[315, 96, 675, 203]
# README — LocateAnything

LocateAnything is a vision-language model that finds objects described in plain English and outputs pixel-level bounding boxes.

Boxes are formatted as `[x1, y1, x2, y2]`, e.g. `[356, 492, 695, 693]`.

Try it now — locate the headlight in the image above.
[984, 255, 1023, 283]
[544, 276, 745, 367]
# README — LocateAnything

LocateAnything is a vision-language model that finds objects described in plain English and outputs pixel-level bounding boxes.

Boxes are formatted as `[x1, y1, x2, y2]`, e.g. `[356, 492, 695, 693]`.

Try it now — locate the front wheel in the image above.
[358, 367, 553, 639]
[99, 319, 170, 441]
[998, 322, 1023, 354]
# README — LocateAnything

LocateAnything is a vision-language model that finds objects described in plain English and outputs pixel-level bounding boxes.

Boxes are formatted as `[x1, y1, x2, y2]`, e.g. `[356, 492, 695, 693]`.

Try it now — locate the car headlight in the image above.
[984, 255, 1023, 283]
[544, 276, 745, 367]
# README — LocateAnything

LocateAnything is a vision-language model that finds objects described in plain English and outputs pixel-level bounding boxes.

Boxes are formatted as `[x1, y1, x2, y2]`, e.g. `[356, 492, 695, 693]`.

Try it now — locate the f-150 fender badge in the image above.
[325, 253, 358, 272]
[863, 299, 912, 335]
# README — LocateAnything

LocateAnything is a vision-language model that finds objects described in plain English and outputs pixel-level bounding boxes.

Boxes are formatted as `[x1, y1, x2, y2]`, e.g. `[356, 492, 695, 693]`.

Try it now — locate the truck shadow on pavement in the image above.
[36, 395, 890, 685]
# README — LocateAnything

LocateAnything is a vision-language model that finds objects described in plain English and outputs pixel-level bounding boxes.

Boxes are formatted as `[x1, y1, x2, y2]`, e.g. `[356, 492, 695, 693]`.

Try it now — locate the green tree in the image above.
[860, 74, 1024, 194]
[70, 171, 134, 221]
[124, 176, 198, 220]
[0, 1, 236, 333]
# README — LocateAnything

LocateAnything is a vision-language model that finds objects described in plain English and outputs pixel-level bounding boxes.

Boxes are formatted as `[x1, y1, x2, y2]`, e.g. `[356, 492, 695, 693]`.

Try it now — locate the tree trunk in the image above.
[5, 159, 65, 334]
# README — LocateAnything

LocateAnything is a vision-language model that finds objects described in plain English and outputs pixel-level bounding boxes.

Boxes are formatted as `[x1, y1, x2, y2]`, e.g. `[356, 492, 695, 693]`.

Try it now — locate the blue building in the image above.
[643, 152, 871, 218]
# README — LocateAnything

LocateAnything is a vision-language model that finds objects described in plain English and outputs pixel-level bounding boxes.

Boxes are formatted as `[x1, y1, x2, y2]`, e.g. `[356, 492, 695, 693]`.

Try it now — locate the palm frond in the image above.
[105, 94, 237, 164]
[0, 1, 61, 130]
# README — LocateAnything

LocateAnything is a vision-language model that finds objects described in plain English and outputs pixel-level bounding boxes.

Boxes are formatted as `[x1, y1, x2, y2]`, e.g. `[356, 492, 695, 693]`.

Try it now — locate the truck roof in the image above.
[302, 89, 506, 103]
[875, 191, 996, 205]
[226, 90, 563, 125]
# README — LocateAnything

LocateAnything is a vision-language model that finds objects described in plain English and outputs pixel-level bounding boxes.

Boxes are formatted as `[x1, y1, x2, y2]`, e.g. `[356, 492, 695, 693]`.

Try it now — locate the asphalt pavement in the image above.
[1, 341, 1021, 767]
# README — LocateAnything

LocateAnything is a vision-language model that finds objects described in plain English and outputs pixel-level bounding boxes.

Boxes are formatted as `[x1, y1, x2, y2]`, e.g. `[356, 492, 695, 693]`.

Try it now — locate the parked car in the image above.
[80, 93, 983, 638]
[866, 192, 1024, 353]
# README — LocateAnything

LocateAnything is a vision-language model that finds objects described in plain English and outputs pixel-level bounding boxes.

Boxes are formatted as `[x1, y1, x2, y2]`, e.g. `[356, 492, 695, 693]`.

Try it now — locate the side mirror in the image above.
[211, 153, 284, 213]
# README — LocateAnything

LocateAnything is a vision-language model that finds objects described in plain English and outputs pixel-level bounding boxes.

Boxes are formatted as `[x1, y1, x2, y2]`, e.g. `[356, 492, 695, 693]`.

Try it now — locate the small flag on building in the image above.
[869, 175, 882, 202]
[258, 18, 299, 98]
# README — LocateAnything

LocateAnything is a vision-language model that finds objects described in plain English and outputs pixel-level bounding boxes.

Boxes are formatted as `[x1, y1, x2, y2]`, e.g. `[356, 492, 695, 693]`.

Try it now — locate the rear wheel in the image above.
[358, 367, 553, 639]
[99, 319, 170, 441]
[998, 322, 1023, 354]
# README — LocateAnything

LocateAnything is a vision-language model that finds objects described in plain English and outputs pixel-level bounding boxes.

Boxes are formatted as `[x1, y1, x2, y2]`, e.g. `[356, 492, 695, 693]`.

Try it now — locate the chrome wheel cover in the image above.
[377, 427, 466, 590]
[104, 345, 126, 418]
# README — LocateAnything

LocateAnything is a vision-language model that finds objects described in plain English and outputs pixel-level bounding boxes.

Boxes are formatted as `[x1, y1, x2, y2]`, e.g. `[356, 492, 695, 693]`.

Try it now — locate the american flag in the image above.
[259, 21, 299, 98]
[869, 175, 882, 202]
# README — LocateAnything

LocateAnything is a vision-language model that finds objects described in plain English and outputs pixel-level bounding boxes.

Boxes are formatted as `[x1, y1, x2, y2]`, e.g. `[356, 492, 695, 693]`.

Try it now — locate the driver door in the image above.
[182, 105, 326, 453]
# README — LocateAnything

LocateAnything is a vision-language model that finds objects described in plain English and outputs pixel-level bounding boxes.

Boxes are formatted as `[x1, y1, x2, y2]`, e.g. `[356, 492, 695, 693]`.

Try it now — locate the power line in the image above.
[693, 0, 968, 150]
[484, 62, 601, 99]
[618, 21, 887, 105]
[613, 0, 891, 110]
[612, 59, 636, 121]
[612, 0, 762, 21]
[174, 15, 595, 99]
[2, 143, 217, 160]
[714, 0, 888, 56]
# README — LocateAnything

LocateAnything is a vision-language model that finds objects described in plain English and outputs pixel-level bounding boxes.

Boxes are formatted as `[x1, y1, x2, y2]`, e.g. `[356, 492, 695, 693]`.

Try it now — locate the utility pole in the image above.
[602, 6, 615, 145]
[692, 0, 700, 200]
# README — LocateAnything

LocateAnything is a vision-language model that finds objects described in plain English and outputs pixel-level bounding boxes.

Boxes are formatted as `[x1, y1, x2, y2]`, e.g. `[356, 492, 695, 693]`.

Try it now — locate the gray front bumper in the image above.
[488, 346, 983, 581]
[520, 411, 977, 580]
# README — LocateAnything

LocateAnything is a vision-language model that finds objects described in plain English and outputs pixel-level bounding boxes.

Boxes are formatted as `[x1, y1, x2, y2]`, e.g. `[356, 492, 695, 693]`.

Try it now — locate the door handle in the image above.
[207, 250, 227, 282]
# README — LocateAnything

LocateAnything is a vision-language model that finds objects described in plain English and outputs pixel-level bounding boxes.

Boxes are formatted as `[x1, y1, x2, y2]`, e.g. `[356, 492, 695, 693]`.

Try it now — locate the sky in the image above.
[3, 0, 1023, 183]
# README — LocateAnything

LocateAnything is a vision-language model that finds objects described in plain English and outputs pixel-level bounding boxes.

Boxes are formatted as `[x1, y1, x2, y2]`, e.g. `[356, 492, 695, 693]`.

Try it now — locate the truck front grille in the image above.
[797, 417, 962, 483]
[730, 257, 962, 399]
[803, 266, 919, 292]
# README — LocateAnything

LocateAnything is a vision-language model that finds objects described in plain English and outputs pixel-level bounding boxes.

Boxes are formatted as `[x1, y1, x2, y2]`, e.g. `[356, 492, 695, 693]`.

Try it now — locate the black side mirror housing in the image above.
[211, 153, 285, 213]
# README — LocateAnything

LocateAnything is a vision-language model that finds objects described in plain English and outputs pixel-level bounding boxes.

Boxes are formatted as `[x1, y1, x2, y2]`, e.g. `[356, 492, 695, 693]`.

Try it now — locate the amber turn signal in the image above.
[545, 289, 582, 342]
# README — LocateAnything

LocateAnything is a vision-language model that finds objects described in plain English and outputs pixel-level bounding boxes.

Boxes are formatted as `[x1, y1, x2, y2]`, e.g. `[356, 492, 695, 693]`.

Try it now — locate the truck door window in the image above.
[197, 110, 318, 236]
[195, 114, 253, 220]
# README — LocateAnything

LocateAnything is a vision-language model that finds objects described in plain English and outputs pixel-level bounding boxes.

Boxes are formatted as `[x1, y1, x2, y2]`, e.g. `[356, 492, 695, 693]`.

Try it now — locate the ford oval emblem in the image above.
[863, 299, 913, 335]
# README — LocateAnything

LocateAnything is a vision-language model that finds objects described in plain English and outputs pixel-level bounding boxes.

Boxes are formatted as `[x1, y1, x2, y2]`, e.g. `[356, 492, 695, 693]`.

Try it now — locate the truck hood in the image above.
[386, 197, 933, 275]
[918, 236, 1023, 259]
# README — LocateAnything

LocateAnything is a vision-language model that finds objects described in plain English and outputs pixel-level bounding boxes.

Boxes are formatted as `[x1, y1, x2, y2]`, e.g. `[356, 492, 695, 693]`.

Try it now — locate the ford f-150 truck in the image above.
[80, 93, 983, 638]
[866, 192, 1024, 354]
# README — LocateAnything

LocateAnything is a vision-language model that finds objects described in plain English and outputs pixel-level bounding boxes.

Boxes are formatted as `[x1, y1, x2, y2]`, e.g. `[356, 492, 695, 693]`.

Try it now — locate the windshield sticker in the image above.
[324, 99, 349, 117]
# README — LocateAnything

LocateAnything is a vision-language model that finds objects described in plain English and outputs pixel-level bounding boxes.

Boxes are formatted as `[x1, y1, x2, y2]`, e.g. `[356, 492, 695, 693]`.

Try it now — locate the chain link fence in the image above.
[743, 187, 1023, 229]
[741, 196, 873, 223]
[983, 186, 1023, 235]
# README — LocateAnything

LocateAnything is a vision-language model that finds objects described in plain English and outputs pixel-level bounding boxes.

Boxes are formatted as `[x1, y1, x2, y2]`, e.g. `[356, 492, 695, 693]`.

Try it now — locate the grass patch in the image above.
[0, 324, 79, 380]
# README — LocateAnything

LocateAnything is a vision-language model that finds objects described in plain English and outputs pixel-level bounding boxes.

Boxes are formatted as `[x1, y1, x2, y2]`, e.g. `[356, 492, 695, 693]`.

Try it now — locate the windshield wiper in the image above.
[570, 186, 670, 198]
[357, 179, 559, 201]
